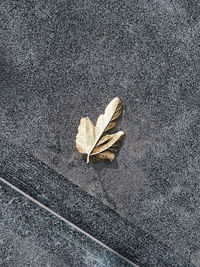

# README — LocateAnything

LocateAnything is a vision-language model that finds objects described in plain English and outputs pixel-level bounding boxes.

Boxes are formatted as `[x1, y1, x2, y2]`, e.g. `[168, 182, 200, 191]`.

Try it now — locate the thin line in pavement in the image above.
[0, 176, 139, 267]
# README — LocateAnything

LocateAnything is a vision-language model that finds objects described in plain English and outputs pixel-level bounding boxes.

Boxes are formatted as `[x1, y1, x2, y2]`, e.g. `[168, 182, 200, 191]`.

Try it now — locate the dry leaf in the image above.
[76, 97, 125, 163]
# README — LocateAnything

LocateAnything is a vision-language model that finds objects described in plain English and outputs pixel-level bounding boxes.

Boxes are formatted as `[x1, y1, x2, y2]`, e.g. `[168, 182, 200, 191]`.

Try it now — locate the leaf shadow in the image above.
[87, 143, 125, 210]
[89, 139, 125, 172]
[90, 158, 119, 172]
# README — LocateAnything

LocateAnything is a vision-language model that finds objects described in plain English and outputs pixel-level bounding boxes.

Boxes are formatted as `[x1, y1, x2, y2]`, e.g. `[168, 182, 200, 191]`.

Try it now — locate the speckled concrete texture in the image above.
[0, 181, 133, 267]
[1, 139, 194, 266]
[0, 0, 200, 266]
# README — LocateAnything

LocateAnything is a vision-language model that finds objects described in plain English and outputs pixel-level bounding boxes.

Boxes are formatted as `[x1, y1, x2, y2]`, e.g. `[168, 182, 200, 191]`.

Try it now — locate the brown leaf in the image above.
[76, 97, 125, 163]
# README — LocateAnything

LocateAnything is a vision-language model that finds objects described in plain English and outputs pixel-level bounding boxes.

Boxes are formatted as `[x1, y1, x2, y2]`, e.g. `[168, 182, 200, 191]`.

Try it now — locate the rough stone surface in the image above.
[0, 0, 200, 266]
[0, 181, 132, 267]
[0, 139, 194, 266]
